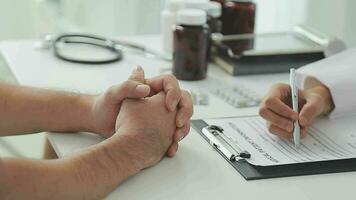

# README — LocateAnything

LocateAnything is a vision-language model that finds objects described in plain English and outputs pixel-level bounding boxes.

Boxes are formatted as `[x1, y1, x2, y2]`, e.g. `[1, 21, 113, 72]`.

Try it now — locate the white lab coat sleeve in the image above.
[296, 47, 356, 118]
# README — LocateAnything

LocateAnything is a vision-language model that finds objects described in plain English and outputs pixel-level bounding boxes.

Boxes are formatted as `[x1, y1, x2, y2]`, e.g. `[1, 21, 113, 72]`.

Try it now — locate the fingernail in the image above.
[132, 65, 142, 74]
[136, 84, 150, 93]
[136, 65, 143, 71]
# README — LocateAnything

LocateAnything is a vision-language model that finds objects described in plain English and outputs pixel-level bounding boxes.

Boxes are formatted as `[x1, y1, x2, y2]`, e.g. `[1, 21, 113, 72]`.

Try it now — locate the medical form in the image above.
[204, 115, 356, 166]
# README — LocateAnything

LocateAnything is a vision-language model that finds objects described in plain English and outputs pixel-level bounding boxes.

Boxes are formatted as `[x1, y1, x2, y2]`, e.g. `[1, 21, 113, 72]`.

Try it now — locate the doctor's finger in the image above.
[259, 107, 294, 132]
[261, 96, 298, 120]
[299, 95, 324, 127]
[267, 123, 293, 139]
[267, 83, 292, 100]
[300, 127, 308, 139]
[267, 123, 308, 139]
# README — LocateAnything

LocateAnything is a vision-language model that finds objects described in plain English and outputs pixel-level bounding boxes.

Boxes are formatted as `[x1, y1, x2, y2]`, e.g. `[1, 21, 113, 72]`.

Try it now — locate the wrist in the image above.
[312, 85, 335, 115]
[108, 126, 164, 170]
[320, 85, 335, 115]
[77, 94, 97, 133]
[303, 76, 334, 116]
[63, 133, 145, 198]
[102, 134, 146, 175]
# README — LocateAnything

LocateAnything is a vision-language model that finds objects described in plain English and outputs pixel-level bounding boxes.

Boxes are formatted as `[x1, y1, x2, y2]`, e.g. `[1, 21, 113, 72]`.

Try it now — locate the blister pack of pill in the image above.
[189, 78, 262, 108]
[207, 78, 262, 108]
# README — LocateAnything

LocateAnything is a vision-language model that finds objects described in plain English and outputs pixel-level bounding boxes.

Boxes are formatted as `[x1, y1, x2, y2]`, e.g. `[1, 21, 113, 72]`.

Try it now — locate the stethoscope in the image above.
[35, 33, 171, 64]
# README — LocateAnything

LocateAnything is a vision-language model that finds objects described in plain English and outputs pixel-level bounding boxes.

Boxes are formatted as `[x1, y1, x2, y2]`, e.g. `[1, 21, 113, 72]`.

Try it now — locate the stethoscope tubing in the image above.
[53, 34, 123, 64]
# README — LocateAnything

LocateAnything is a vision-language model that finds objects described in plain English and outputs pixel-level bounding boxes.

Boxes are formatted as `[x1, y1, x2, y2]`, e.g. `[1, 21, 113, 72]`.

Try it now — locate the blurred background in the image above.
[0, 0, 356, 46]
[0, 0, 355, 158]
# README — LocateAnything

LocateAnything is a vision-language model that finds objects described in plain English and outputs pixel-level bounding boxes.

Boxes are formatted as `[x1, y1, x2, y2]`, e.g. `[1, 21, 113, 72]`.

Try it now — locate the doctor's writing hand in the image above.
[259, 83, 334, 139]
[129, 66, 193, 157]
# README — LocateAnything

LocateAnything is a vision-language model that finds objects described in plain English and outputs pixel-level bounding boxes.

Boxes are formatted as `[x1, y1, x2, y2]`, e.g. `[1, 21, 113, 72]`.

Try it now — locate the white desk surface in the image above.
[2, 35, 355, 200]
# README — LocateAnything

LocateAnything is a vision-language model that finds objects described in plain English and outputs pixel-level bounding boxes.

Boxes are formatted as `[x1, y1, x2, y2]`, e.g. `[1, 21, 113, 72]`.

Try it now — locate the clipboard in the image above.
[192, 119, 356, 180]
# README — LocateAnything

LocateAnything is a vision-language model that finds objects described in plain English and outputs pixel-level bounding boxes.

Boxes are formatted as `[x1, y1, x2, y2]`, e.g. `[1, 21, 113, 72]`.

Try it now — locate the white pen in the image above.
[290, 68, 300, 148]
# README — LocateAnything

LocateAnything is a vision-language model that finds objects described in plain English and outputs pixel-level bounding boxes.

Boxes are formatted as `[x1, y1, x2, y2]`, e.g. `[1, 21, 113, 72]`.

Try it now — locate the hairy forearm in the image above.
[0, 129, 145, 199]
[0, 158, 77, 200]
[64, 135, 144, 199]
[0, 83, 95, 136]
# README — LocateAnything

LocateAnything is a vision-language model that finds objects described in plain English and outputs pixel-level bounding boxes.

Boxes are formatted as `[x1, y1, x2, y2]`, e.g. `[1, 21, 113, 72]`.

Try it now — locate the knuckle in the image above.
[183, 90, 192, 100]
[104, 85, 117, 101]
[180, 93, 193, 106]
[182, 91, 193, 105]
[171, 88, 182, 98]
[287, 111, 296, 119]
[178, 109, 188, 119]
[164, 74, 177, 82]
[121, 80, 135, 90]
[179, 95, 194, 116]
[264, 97, 277, 107]
[259, 107, 268, 118]
[272, 83, 289, 90]
[122, 80, 140, 94]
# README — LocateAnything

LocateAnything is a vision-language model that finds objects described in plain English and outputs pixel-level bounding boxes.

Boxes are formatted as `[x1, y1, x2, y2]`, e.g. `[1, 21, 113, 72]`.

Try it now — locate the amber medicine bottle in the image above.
[222, 0, 256, 35]
[173, 9, 209, 81]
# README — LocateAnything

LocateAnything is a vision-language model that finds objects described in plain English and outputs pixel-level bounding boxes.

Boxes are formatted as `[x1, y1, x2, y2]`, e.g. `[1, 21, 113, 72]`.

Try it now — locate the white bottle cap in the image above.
[165, 0, 185, 12]
[177, 9, 207, 26]
[207, 2, 222, 18]
[183, 0, 209, 10]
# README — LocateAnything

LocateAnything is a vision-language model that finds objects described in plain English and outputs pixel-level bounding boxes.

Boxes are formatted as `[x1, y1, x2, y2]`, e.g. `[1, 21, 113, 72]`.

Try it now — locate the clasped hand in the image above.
[90, 66, 193, 158]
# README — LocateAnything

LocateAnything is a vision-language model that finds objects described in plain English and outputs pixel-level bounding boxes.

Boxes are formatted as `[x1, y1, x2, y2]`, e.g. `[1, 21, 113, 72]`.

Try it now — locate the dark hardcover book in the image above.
[214, 52, 325, 76]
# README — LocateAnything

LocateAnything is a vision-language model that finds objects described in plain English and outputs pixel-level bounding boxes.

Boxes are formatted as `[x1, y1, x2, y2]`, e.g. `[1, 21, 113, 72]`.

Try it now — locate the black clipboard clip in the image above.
[202, 125, 251, 162]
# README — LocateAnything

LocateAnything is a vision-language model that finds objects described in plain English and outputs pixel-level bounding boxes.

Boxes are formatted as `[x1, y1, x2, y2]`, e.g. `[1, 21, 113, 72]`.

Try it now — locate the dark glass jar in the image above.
[173, 9, 209, 81]
[222, 0, 256, 35]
